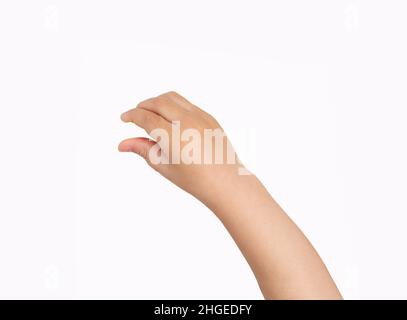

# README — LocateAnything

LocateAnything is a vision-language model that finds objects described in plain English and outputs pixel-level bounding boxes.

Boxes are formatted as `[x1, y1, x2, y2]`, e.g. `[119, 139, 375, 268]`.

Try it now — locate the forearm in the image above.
[206, 174, 342, 300]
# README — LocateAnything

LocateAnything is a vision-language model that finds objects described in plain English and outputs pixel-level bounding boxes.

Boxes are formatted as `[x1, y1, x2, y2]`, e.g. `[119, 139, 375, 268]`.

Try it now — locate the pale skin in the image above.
[119, 91, 342, 300]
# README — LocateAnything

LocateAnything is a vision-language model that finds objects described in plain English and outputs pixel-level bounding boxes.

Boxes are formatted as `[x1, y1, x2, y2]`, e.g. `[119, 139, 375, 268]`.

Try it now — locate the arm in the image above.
[119, 91, 342, 300]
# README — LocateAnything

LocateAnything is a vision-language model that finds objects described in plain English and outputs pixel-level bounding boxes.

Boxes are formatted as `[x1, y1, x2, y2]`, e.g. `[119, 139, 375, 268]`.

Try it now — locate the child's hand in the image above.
[119, 91, 241, 207]
[119, 91, 342, 300]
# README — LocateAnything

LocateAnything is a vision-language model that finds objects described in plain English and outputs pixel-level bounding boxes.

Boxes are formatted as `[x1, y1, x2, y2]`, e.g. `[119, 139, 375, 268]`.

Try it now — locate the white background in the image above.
[0, 0, 406, 299]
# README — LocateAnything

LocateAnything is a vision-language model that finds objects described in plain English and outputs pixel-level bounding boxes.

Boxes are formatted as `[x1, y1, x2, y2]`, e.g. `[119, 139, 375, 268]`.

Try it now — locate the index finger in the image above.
[121, 107, 170, 137]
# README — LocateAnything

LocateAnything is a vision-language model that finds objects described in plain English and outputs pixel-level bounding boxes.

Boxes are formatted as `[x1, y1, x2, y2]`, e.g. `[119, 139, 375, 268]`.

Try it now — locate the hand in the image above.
[119, 91, 243, 207]
[119, 91, 342, 299]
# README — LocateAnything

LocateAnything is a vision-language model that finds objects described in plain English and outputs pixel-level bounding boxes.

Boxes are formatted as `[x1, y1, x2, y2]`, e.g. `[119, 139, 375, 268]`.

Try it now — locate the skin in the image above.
[119, 91, 342, 300]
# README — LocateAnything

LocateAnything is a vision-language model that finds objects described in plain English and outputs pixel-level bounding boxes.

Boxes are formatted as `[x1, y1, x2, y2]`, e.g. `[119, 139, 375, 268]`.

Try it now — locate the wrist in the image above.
[202, 170, 270, 219]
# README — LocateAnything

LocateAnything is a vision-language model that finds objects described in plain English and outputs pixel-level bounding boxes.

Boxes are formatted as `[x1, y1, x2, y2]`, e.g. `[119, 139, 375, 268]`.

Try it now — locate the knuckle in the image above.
[137, 98, 155, 109]
[140, 148, 148, 159]
[165, 91, 179, 99]
[154, 95, 166, 105]
[136, 101, 145, 108]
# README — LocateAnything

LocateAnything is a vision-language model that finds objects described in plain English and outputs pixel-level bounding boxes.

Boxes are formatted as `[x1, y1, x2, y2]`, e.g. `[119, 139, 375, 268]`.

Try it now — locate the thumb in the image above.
[118, 137, 159, 163]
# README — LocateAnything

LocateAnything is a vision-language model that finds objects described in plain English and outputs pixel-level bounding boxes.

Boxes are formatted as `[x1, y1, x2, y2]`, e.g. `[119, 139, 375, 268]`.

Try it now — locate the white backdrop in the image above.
[1, 0, 406, 299]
